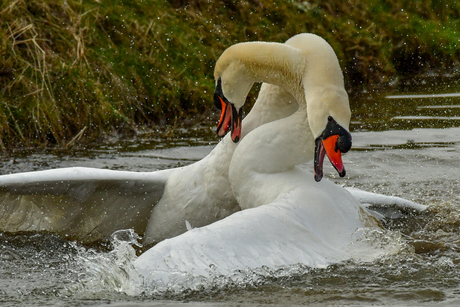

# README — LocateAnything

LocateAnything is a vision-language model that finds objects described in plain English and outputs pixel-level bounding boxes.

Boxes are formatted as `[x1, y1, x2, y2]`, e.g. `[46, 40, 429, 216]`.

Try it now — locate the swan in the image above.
[0, 83, 299, 244]
[0, 33, 422, 247]
[133, 33, 420, 284]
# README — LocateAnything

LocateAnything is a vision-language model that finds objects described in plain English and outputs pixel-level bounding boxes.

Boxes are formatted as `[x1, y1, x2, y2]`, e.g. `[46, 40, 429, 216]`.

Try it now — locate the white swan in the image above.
[133, 33, 412, 284]
[0, 33, 422, 247]
[0, 83, 299, 245]
[143, 83, 301, 244]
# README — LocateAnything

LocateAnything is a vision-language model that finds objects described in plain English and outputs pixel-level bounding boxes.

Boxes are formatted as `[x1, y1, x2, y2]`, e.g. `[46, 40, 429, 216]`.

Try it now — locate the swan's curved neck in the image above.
[215, 42, 304, 105]
[214, 38, 345, 113]
[223, 34, 353, 208]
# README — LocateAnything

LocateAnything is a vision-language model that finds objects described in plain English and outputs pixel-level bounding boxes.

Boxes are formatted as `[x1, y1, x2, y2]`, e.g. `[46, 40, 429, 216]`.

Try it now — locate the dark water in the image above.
[1, 80, 460, 306]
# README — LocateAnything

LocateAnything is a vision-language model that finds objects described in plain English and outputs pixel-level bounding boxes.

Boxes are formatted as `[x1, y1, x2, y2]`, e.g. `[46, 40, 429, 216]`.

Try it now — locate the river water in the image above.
[1, 80, 460, 306]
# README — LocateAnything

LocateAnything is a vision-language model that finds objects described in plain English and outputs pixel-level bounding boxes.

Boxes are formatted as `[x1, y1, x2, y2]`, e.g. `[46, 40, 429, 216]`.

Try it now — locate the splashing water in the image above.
[56, 223, 410, 302]
[64, 229, 143, 298]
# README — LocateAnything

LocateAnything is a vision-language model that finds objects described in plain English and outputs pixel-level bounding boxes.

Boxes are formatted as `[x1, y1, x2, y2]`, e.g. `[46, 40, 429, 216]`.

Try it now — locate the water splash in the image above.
[57, 201, 460, 303]
[136, 225, 410, 298]
[140, 262, 315, 299]
[63, 229, 144, 298]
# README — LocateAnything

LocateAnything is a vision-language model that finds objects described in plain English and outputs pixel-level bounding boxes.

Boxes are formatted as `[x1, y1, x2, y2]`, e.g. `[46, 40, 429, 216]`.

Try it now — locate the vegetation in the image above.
[0, 0, 459, 150]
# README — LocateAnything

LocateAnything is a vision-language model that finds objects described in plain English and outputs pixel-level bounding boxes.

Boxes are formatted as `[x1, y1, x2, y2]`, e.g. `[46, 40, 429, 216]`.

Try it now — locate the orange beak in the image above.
[314, 116, 351, 182]
[322, 135, 345, 175]
[215, 97, 242, 143]
[214, 77, 242, 142]
[216, 97, 231, 137]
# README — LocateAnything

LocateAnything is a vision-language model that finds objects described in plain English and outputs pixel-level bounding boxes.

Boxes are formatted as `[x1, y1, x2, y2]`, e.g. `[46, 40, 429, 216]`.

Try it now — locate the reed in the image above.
[0, 0, 459, 150]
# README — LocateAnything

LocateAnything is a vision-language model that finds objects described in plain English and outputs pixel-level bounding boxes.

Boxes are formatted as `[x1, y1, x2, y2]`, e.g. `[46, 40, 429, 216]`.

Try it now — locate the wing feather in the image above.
[0, 167, 171, 243]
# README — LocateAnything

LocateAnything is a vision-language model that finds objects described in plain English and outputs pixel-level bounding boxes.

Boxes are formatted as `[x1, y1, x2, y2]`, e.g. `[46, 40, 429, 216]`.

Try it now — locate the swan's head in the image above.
[213, 45, 258, 142]
[308, 89, 352, 182]
[313, 116, 352, 182]
[214, 78, 243, 142]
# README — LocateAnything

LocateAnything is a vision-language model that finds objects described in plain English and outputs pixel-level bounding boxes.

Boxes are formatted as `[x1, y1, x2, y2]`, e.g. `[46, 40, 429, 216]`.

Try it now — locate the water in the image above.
[1, 81, 460, 306]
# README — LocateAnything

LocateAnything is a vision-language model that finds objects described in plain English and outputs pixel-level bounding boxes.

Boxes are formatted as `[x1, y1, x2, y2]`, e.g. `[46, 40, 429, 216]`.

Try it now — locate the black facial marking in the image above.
[319, 116, 352, 153]
[214, 78, 225, 110]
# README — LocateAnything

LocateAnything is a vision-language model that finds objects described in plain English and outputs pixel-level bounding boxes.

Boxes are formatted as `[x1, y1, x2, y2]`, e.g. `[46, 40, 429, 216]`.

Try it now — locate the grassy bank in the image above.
[1, 0, 459, 150]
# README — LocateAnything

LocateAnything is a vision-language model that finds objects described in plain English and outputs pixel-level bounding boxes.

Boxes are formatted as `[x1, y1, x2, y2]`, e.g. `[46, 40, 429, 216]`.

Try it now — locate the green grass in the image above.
[0, 0, 459, 150]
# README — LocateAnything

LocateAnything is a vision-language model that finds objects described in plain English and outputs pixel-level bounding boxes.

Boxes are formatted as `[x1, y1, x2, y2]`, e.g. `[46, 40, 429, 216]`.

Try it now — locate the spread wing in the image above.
[0, 167, 172, 244]
[345, 187, 426, 220]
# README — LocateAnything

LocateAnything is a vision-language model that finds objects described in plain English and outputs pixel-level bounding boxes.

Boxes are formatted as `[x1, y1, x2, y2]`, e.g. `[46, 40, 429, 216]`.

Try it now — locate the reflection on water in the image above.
[386, 92, 460, 99]
[352, 78, 460, 132]
[1, 80, 460, 306]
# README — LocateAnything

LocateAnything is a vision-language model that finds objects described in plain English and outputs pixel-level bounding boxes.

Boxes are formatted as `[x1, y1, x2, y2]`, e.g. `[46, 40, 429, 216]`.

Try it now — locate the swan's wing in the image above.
[345, 187, 427, 220]
[0, 167, 172, 243]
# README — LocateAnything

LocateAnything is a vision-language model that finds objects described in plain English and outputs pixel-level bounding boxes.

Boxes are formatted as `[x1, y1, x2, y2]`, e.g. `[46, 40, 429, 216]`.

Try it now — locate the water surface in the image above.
[1, 82, 460, 306]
